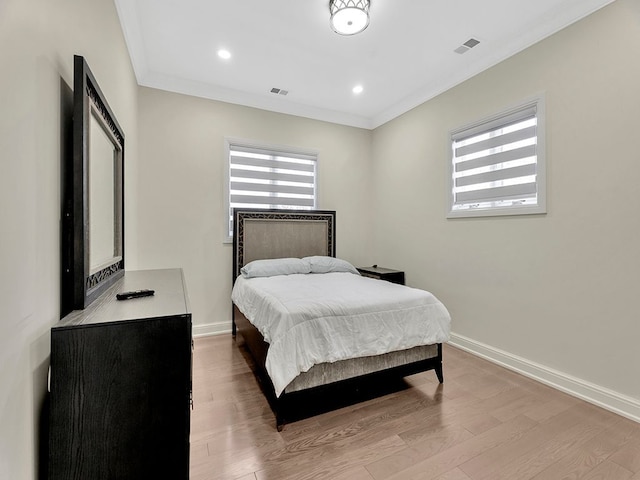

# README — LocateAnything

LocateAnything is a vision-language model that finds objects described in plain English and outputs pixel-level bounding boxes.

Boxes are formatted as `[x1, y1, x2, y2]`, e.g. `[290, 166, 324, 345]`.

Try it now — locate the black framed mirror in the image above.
[62, 55, 125, 311]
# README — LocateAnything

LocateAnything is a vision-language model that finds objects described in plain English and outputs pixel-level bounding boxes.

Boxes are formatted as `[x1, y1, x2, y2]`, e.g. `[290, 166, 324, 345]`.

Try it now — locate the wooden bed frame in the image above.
[231, 208, 443, 430]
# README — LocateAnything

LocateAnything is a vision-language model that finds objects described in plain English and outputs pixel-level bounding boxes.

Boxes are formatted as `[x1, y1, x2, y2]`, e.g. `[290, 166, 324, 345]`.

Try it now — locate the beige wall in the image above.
[136, 87, 373, 334]
[0, 0, 139, 477]
[372, 0, 640, 404]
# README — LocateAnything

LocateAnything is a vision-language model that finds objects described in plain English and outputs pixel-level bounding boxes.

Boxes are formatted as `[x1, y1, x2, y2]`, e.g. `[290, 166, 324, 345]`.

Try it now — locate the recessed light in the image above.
[217, 49, 231, 60]
[352, 85, 364, 94]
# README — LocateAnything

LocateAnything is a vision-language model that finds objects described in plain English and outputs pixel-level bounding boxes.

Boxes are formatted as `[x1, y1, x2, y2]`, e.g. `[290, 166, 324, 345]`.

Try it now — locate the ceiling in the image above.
[115, 0, 614, 129]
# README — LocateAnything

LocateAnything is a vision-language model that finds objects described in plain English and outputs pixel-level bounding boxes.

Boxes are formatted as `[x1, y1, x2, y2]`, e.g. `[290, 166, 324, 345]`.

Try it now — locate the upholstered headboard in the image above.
[232, 209, 336, 281]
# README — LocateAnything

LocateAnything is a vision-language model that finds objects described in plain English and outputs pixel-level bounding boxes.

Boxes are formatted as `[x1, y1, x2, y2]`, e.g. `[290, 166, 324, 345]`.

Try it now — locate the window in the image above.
[224, 140, 318, 241]
[448, 97, 546, 218]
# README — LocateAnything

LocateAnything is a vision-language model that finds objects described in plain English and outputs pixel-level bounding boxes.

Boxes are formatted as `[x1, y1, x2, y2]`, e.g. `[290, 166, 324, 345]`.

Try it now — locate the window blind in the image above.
[227, 144, 317, 237]
[450, 103, 544, 216]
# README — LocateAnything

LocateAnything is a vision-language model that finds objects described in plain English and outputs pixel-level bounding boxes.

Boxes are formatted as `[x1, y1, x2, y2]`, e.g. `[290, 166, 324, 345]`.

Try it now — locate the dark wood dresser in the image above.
[48, 268, 192, 480]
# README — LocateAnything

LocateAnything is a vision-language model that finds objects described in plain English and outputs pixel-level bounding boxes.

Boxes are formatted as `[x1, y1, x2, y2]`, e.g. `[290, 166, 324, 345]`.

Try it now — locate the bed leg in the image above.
[435, 343, 444, 383]
[275, 410, 285, 432]
[231, 304, 237, 337]
[273, 396, 284, 431]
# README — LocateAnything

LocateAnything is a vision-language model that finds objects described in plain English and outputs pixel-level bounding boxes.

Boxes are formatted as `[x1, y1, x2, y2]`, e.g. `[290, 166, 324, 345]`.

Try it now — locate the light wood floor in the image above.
[190, 335, 640, 480]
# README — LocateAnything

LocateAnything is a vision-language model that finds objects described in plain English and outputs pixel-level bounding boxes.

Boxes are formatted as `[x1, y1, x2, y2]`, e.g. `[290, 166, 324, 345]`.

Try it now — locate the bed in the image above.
[231, 208, 451, 430]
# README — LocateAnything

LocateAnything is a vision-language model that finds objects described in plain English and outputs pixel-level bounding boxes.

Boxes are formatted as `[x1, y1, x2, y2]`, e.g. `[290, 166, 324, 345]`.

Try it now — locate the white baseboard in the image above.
[192, 321, 232, 338]
[449, 332, 640, 424]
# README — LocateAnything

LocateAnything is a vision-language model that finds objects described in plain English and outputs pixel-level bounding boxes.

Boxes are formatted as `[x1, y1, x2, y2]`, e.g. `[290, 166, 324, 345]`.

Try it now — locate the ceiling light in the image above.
[352, 85, 364, 94]
[217, 49, 231, 60]
[330, 0, 370, 36]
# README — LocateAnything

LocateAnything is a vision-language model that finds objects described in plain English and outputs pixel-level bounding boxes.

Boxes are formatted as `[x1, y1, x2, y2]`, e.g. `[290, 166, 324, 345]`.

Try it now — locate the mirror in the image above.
[88, 104, 122, 274]
[62, 55, 125, 310]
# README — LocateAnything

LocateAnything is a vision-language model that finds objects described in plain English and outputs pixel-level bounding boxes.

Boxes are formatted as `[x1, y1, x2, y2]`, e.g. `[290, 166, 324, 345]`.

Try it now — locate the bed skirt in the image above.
[285, 343, 440, 393]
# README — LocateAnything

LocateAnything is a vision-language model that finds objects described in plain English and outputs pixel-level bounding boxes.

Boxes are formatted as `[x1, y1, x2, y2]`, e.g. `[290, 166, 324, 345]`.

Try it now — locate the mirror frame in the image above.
[64, 55, 125, 309]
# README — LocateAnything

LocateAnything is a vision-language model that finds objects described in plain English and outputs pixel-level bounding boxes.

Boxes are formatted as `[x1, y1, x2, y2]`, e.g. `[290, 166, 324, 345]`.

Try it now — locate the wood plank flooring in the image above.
[190, 335, 640, 480]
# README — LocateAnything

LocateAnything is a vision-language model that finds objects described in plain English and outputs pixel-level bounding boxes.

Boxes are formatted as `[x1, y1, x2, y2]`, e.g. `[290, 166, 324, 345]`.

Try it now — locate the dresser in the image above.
[48, 269, 192, 480]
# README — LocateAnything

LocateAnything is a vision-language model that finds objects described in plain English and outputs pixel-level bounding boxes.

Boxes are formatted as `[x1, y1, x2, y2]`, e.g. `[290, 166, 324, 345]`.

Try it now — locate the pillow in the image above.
[303, 256, 360, 275]
[240, 257, 311, 279]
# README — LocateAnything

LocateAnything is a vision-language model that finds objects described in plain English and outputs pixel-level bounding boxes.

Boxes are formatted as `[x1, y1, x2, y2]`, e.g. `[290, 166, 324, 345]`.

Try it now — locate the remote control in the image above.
[116, 289, 155, 300]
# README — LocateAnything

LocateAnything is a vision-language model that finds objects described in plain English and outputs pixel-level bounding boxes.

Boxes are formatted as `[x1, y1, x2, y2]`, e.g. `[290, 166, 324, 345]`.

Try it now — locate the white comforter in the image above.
[231, 272, 451, 397]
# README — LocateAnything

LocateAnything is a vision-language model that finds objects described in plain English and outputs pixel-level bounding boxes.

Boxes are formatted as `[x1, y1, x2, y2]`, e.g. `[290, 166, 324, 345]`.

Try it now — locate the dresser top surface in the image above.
[57, 269, 191, 329]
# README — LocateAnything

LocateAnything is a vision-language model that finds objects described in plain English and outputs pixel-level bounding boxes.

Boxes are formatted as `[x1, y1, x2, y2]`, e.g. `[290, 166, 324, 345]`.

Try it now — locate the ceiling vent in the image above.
[454, 38, 480, 54]
[270, 87, 289, 96]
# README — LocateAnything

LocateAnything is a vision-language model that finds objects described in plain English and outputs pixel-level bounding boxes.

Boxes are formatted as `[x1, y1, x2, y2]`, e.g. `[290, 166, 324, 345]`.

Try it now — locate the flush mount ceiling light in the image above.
[330, 0, 370, 36]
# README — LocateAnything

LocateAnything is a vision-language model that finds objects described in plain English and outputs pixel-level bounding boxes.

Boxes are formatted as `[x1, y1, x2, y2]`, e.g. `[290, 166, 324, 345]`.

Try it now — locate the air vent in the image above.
[463, 38, 480, 48]
[270, 87, 289, 96]
[454, 38, 480, 54]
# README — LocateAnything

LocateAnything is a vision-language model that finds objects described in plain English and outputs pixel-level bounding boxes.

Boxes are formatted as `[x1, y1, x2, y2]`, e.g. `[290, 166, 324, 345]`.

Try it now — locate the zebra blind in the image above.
[227, 144, 317, 237]
[449, 100, 545, 217]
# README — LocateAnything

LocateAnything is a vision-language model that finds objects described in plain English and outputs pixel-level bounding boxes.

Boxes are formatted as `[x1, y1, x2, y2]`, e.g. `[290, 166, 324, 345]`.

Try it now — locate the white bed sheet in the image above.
[231, 272, 451, 397]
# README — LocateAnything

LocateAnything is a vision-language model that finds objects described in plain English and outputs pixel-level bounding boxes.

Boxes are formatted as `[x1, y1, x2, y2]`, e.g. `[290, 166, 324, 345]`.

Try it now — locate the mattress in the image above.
[231, 272, 451, 397]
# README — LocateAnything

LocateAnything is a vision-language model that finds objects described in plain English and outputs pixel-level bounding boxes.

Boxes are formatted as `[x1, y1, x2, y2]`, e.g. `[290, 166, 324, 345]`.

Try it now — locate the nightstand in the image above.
[356, 266, 405, 285]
